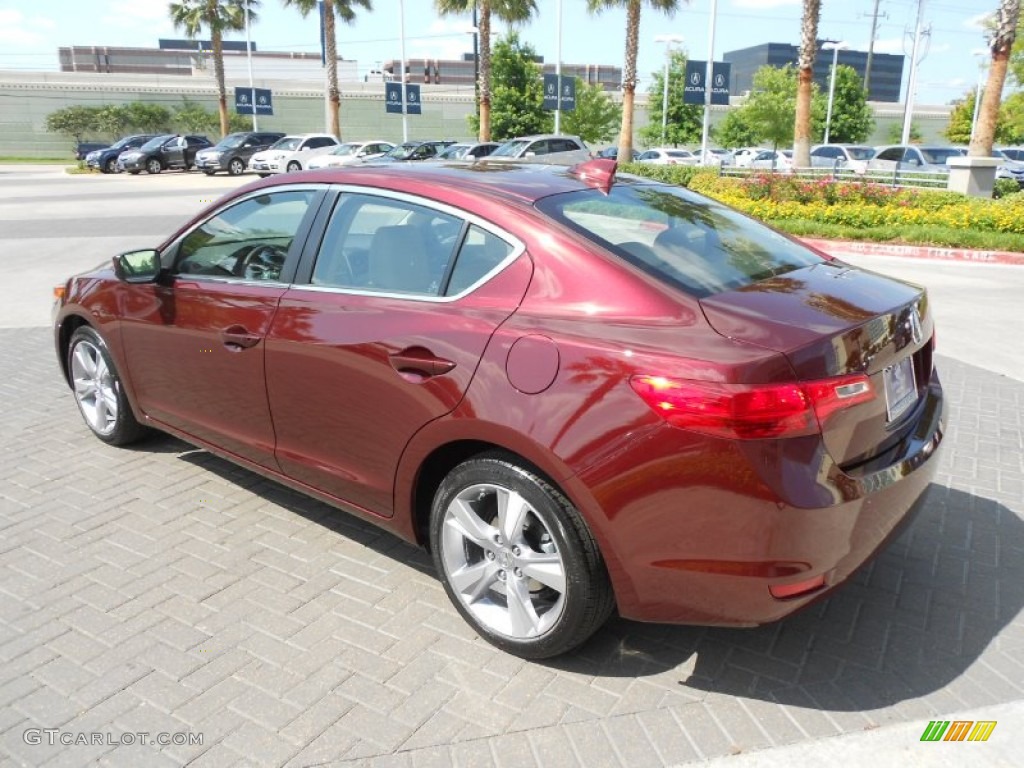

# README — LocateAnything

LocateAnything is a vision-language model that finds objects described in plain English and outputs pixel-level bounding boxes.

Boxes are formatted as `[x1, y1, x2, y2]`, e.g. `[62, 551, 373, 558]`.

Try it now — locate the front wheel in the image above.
[146, 158, 162, 175]
[67, 326, 147, 445]
[286, 161, 301, 172]
[228, 158, 245, 176]
[430, 455, 614, 659]
[104, 158, 118, 174]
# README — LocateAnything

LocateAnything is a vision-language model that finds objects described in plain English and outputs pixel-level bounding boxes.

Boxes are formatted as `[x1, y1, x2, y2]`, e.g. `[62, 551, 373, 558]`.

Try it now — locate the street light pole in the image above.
[970, 49, 989, 144]
[822, 42, 848, 144]
[244, 0, 257, 131]
[654, 34, 684, 145]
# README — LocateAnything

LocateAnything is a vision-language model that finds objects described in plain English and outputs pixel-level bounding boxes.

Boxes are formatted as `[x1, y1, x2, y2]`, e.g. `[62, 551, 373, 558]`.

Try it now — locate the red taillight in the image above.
[629, 373, 874, 440]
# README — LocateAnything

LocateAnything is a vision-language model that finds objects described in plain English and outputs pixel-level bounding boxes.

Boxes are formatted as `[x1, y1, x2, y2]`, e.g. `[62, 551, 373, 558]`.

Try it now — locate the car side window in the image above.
[529, 140, 550, 156]
[445, 225, 513, 296]
[308, 137, 336, 149]
[311, 194, 461, 296]
[876, 147, 902, 162]
[174, 190, 317, 281]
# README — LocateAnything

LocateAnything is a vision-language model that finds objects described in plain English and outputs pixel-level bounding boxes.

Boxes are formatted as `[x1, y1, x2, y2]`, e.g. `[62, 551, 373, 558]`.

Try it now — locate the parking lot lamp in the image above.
[822, 41, 848, 144]
[654, 34, 685, 144]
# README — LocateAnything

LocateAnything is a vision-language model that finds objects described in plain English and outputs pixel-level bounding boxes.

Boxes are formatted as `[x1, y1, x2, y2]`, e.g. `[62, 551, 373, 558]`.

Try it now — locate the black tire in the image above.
[103, 157, 118, 174]
[146, 158, 162, 175]
[203, 170, 215, 176]
[286, 161, 301, 172]
[129, 170, 140, 175]
[67, 326, 148, 446]
[257, 173, 270, 178]
[429, 454, 614, 659]
[228, 158, 245, 176]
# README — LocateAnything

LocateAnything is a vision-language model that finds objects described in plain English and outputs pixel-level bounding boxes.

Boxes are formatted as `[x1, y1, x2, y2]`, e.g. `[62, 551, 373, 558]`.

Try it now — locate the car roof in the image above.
[234, 160, 647, 206]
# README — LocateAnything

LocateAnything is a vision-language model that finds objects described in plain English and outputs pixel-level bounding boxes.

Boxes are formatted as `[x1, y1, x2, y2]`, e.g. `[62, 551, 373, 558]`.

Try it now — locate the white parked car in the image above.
[749, 149, 794, 172]
[248, 134, 341, 176]
[731, 147, 763, 168]
[705, 148, 735, 167]
[636, 148, 700, 165]
[306, 140, 396, 170]
[810, 144, 876, 174]
[487, 134, 591, 164]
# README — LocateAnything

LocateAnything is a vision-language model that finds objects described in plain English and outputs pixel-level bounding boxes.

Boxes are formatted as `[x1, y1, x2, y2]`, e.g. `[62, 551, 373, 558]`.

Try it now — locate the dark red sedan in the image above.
[53, 160, 945, 658]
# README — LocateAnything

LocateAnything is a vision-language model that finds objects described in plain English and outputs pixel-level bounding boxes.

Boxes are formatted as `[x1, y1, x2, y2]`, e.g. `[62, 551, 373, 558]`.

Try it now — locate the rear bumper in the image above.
[579, 368, 946, 625]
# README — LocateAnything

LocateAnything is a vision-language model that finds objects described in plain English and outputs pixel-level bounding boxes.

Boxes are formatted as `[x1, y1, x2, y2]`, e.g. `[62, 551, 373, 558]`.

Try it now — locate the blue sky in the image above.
[0, 0, 1003, 105]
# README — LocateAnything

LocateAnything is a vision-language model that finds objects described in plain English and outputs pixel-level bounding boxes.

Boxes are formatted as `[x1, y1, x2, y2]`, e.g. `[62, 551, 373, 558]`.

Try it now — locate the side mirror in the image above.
[524, 151, 536, 158]
[113, 249, 161, 283]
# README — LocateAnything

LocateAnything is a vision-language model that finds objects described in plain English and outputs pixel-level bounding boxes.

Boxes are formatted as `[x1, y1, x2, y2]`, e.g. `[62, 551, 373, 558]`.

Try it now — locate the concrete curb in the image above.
[798, 237, 1024, 266]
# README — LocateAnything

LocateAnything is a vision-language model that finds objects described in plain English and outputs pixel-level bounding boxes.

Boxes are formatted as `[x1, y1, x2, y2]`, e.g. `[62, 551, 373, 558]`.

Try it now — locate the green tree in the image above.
[712, 109, 760, 148]
[945, 91, 978, 144]
[123, 103, 173, 133]
[174, 99, 219, 133]
[825, 65, 873, 143]
[587, 0, 686, 162]
[559, 78, 621, 144]
[45, 106, 101, 148]
[886, 121, 922, 143]
[170, 1, 258, 139]
[793, 0, 822, 166]
[473, 32, 551, 140]
[437, 1, 538, 142]
[284, 0, 370, 139]
[998, 90, 1024, 142]
[95, 105, 131, 139]
[640, 49, 702, 147]
[971, 0, 1021, 156]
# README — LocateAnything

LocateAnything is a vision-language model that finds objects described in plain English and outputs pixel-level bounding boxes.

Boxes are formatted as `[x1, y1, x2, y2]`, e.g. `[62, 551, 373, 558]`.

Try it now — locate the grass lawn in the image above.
[0, 156, 75, 164]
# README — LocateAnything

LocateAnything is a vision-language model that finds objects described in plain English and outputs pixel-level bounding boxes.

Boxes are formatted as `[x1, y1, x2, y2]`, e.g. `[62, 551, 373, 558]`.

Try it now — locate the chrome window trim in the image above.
[290, 184, 527, 304]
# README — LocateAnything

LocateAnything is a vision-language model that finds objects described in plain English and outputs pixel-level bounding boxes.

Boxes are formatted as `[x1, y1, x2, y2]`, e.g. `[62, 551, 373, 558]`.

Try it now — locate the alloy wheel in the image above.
[70, 339, 118, 436]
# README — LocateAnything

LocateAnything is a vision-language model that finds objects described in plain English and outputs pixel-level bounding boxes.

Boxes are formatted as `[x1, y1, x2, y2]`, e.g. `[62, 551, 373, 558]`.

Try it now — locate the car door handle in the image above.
[220, 326, 262, 349]
[389, 347, 456, 379]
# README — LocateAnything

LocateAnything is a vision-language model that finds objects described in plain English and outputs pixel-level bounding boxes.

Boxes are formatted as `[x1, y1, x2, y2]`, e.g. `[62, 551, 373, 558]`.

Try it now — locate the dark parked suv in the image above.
[85, 135, 157, 174]
[117, 134, 212, 174]
[194, 131, 285, 176]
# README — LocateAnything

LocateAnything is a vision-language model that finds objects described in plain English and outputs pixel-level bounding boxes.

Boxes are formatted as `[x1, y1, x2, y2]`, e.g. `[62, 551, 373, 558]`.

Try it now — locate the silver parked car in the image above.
[488, 134, 591, 165]
[810, 144, 875, 174]
[867, 145, 965, 175]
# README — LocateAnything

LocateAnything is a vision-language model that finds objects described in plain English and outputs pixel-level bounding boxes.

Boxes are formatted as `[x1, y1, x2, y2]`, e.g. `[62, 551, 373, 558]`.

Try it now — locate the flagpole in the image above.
[399, 0, 408, 142]
[244, 0, 257, 131]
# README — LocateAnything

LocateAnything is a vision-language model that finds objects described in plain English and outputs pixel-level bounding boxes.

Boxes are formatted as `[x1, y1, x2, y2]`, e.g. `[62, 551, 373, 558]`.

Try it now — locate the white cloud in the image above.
[0, 9, 46, 45]
[730, 0, 801, 8]
[409, 18, 476, 61]
[871, 38, 905, 55]
[965, 12, 994, 30]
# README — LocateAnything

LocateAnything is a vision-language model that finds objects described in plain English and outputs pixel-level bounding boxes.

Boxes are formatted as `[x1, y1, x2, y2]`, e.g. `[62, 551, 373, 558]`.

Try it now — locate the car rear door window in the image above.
[311, 194, 461, 296]
[174, 190, 317, 281]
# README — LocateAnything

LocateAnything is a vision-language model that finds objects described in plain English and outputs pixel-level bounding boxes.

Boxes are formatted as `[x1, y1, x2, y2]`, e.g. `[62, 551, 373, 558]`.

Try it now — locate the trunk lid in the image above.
[700, 261, 934, 467]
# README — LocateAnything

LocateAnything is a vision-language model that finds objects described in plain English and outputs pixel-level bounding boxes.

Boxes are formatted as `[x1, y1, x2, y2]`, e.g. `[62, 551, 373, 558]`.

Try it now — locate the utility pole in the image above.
[862, 0, 888, 98]
[901, 0, 927, 144]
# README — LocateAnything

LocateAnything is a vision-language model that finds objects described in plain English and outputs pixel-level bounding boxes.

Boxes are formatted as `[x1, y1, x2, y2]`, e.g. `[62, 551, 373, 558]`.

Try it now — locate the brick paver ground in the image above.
[1, 324, 1022, 767]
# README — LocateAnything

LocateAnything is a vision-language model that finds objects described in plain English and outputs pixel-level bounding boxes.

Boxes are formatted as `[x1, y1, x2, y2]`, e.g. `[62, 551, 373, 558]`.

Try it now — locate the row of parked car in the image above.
[84, 131, 596, 177]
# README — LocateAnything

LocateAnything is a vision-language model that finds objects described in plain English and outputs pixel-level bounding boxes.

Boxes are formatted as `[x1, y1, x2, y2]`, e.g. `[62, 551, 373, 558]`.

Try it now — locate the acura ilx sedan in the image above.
[53, 159, 945, 658]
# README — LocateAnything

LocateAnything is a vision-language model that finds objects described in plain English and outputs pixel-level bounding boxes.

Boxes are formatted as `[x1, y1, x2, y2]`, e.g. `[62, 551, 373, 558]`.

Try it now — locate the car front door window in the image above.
[175, 190, 317, 282]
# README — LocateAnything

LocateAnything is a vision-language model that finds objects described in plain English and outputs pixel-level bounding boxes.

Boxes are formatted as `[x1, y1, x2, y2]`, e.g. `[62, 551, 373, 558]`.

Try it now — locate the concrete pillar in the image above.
[947, 156, 999, 198]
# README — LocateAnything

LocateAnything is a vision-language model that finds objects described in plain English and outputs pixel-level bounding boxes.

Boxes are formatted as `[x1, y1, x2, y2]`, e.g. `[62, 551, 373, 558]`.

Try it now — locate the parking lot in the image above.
[1, 165, 1022, 766]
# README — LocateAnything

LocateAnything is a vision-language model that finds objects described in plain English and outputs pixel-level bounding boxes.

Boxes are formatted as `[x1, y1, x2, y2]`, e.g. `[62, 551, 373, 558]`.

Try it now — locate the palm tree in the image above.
[970, 0, 1021, 156]
[284, 0, 372, 139]
[169, 1, 258, 139]
[436, 1, 538, 142]
[792, 0, 821, 168]
[588, 1, 684, 164]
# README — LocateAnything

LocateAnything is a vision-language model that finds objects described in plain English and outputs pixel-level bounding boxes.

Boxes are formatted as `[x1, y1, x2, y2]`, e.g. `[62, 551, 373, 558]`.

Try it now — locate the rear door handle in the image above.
[220, 325, 261, 349]
[389, 347, 456, 379]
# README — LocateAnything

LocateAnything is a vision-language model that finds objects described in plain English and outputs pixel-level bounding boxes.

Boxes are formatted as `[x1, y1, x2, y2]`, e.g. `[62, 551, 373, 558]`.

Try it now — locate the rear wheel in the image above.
[430, 455, 614, 658]
[67, 326, 147, 446]
[203, 170, 215, 176]
[228, 158, 245, 176]
[146, 158, 162, 175]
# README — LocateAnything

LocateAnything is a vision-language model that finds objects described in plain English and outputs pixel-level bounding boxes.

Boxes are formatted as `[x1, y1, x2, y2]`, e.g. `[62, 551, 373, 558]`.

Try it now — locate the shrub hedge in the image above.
[619, 164, 1024, 240]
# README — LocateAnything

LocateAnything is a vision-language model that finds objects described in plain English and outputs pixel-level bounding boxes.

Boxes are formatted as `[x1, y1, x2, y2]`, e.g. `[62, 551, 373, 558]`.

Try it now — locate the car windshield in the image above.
[1000, 148, 1024, 161]
[331, 143, 362, 156]
[666, 151, 692, 158]
[846, 147, 875, 160]
[271, 137, 302, 151]
[438, 144, 469, 159]
[491, 140, 531, 158]
[110, 136, 136, 150]
[216, 134, 248, 149]
[385, 143, 420, 160]
[535, 183, 821, 299]
[139, 135, 174, 151]
[921, 147, 964, 164]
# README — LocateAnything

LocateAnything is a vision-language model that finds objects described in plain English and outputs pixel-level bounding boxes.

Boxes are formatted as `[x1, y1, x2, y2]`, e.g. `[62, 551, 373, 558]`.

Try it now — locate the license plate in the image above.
[883, 355, 917, 422]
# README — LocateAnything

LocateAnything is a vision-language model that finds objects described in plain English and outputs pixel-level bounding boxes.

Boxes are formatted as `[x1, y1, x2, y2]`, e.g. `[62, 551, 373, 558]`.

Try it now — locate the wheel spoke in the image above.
[73, 376, 94, 398]
[447, 498, 496, 549]
[93, 392, 108, 426]
[72, 344, 97, 378]
[506, 577, 542, 637]
[100, 387, 118, 418]
[449, 560, 500, 603]
[496, 487, 530, 544]
[95, 355, 109, 383]
[519, 550, 566, 594]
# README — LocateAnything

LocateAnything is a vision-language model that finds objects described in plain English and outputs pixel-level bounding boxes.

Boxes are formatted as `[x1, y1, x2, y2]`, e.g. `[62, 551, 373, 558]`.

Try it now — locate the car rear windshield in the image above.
[535, 183, 823, 298]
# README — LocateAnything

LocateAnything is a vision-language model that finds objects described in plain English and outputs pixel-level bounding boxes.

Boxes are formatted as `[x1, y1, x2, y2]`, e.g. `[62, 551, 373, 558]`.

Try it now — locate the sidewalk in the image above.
[799, 237, 1024, 266]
